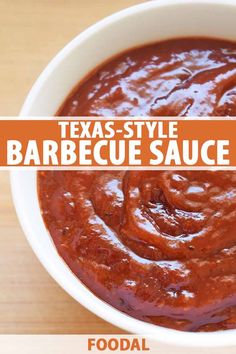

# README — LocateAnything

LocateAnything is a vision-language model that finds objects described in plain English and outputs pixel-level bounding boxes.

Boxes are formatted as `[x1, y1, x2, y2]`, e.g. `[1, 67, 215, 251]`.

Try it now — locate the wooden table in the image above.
[0, 0, 143, 334]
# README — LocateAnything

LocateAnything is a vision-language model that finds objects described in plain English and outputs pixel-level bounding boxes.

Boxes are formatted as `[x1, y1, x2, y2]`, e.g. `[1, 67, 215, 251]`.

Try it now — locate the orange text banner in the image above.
[0, 118, 235, 169]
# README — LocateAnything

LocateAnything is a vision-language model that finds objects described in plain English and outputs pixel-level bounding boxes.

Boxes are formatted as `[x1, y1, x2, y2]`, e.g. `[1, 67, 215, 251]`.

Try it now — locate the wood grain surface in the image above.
[0, 0, 143, 334]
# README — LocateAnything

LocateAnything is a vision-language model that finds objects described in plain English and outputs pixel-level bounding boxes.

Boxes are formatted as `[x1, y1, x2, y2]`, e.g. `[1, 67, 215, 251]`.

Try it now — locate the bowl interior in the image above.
[12, 0, 236, 347]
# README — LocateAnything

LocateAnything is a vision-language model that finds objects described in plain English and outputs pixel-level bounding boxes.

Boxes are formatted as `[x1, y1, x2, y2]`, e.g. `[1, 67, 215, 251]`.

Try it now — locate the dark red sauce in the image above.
[38, 38, 236, 331]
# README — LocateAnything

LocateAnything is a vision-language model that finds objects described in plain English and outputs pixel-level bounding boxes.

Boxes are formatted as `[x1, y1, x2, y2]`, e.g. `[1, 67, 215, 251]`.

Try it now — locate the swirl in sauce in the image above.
[39, 38, 236, 331]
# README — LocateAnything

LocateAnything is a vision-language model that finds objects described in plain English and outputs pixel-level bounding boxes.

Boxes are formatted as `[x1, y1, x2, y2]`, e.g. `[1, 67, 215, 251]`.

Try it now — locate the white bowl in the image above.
[11, 0, 236, 347]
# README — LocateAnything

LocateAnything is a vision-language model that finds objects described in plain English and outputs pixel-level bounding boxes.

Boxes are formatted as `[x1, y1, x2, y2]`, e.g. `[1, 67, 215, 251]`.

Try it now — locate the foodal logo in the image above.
[88, 337, 150, 352]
